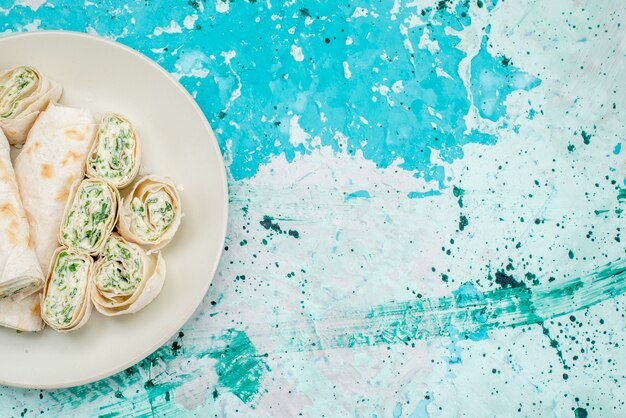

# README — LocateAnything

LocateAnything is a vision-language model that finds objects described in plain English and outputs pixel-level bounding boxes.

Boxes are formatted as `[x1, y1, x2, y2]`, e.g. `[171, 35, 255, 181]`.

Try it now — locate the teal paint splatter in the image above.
[453, 186, 464, 208]
[574, 407, 588, 418]
[409, 394, 434, 418]
[393, 402, 403, 418]
[408, 190, 442, 199]
[470, 28, 541, 122]
[204, 329, 270, 405]
[345, 190, 371, 201]
[459, 215, 469, 231]
[0, 0, 540, 189]
[581, 130, 592, 144]
[614, 143, 622, 154]
[43, 330, 269, 413]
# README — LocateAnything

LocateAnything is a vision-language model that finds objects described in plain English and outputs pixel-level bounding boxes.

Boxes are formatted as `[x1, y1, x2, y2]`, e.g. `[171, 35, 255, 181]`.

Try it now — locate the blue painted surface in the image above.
[1, 0, 625, 417]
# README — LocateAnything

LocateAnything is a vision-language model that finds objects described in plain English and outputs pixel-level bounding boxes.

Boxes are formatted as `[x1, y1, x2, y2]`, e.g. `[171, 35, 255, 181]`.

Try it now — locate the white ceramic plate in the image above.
[0, 31, 228, 388]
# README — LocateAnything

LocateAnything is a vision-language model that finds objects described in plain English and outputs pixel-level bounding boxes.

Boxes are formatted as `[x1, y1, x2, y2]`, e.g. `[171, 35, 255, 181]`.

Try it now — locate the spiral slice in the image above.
[92, 233, 165, 316]
[117, 175, 181, 251]
[41, 248, 93, 332]
[86, 113, 140, 188]
[0, 66, 62, 145]
[59, 178, 119, 255]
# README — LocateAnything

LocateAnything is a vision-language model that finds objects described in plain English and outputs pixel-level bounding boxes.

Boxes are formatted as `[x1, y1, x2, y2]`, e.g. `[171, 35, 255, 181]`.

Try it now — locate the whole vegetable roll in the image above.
[0, 129, 44, 300]
[92, 233, 165, 316]
[0, 293, 43, 332]
[117, 175, 181, 251]
[14, 103, 96, 272]
[59, 178, 119, 255]
[86, 113, 140, 188]
[0, 66, 62, 146]
[41, 247, 93, 332]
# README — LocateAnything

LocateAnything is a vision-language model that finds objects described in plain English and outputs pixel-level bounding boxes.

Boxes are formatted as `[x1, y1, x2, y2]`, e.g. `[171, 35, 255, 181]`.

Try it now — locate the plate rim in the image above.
[0, 30, 229, 389]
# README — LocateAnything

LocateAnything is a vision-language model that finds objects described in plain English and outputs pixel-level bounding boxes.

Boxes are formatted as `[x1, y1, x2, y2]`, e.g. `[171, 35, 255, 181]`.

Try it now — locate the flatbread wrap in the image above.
[0, 129, 44, 300]
[0, 293, 44, 332]
[14, 103, 96, 272]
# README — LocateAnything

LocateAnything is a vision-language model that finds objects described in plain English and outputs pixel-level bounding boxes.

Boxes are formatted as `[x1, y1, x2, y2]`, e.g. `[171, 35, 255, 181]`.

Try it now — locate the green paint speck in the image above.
[581, 130, 591, 144]
[459, 215, 469, 231]
[453, 186, 464, 208]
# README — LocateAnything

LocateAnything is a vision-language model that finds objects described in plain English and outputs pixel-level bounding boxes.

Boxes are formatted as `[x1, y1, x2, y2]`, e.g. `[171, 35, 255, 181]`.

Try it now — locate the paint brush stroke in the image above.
[258, 258, 626, 351]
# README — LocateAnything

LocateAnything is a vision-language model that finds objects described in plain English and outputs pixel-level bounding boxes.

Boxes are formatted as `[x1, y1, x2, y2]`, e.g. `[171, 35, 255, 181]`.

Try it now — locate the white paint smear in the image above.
[153, 20, 182, 36]
[290, 45, 304, 62]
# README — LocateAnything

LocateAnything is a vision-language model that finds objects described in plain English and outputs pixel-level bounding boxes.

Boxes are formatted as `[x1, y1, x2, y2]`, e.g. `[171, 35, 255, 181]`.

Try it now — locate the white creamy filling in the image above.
[88, 115, 136, 182]
[130, 190, 174, 241]
[96, 236, 143, 297]
[62, 182, 113, 253]
[42, 251, 88, 327]
[0, 67, 37, 118]
[0, 281, 39, 299]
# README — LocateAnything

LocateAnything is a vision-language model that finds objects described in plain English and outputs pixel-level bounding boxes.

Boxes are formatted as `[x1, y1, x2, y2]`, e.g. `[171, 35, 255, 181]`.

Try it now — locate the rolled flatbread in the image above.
[92, 233, 165, 316]
[117, 175, 181, 252]
[86, 113, 140, 188]
[59, 178, 119, 255]
[0, 129, 44, 300]
[0, 66, 62, 146]
[14, 103, 96, 272]
[0, 293, 43, 332]
[41, 247, 93, 332]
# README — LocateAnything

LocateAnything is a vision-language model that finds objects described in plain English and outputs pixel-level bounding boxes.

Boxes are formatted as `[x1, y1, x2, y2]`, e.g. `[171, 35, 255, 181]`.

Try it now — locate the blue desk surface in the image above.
[1, 0, 624, 416]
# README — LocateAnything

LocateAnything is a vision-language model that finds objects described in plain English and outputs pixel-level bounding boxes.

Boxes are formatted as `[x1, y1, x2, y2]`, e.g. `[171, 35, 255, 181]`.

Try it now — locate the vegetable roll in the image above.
[14, 103, 96, 271]
[41, 248, 93, 332]
[0, 66, 62, 146]
[92, 233, 165, 316]
[0, 129, 44, 300]
[117, 175, 181, 251]
[86, 113, 140, 188]
[59, 178, 119, 255]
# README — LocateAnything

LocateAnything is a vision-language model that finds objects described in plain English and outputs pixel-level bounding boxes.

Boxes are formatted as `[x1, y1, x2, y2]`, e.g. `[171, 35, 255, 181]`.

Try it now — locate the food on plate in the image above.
[14, 103, 96, 272]
[0, 293, 44, 332]
[86, 113, 140, 188]
[0, 63, 184, 335]
[0, 129, 44, 300]
[0, 66, 62, 146]
[59, 178, 119, 255]
[92, 233, 165, 316]
[117, 175, 181, 251]
[41, 247, 93, 332]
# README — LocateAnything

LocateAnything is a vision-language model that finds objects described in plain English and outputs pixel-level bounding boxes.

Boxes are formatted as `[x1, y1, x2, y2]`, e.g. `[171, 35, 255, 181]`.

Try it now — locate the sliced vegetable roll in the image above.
[41, 248, 93, 332]
[86, 113, 140, 188]
[0, 66, 62, 146]
[92, 233, 165, 316]
[117, 175, 181, 251]
[60, 178, 120, 255]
